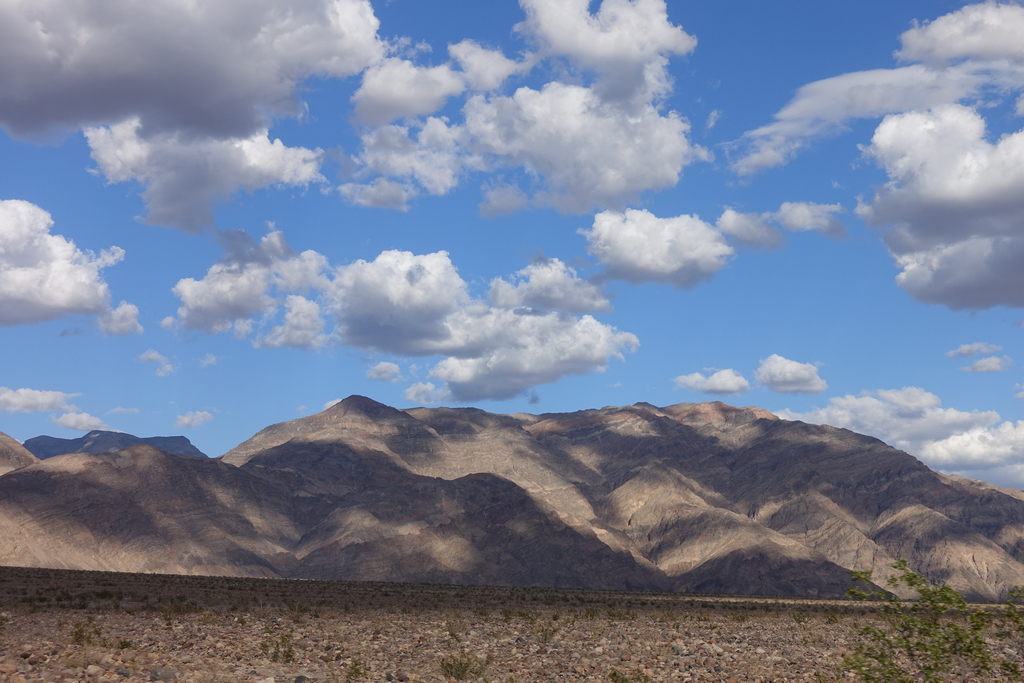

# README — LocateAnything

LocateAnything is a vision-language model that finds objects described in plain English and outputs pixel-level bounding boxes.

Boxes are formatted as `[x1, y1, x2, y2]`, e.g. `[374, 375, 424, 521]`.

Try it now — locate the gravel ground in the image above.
[0, 566, 1016, 683]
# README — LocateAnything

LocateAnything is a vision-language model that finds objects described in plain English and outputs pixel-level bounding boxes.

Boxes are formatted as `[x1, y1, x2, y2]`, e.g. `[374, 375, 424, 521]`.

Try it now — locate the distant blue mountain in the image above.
[23, 430, 206, 459]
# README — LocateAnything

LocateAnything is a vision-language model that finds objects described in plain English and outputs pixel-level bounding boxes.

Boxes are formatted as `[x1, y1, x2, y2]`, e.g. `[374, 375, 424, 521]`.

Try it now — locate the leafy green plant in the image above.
[439, 648, 489, 680]
[345, 657, 367, 682]
[843, 559, 1018, 682]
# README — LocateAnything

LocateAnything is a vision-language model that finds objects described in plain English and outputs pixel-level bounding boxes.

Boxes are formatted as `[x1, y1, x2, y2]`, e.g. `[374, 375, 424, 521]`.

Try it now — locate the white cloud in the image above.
[489, 258, 611, 313]
[140, 349, 175, 377]
[0, 0, 383, 230]
[946, 342, 1003, 357]
[961, 356, 1013, 373]
[329, 249, 638, 400]
[581, 209, 733, 288]
[174, 410, 213, 429]
[857, 104, 1024, 309]
[106, 407, 139, 415]
[705, 109, 721, 132]
[86, 119, 325, 232]
[0, 387, 78, 412]
[338, 178, 413, 211]
[403, 382, 450, 405]
[449, 40, 522, 92]
[352, 58, 465, 125]
[257, 295, 327, 348]
[199, 353, 218, 368]
[352, 118, 476, 197]
[732, 2, 1024, 175]
[479, 183, 530, 218]
[341, 0, 705, 213]
[515, 0, 696, 102]
[895, 2, 1024, 63]
[715, 209, 784, 249]
[674, 369, 751, 395]
[54, 412, 111, 432]
[463, 84, 702, 212]
[174, 233, 639, 401]
[754, 354, 828, 394]
[171, 230, 328, 334]
[0, 199, 139, 331]
[99, 302, 143, 336]
[323, 398, 343, 410]
[428, 310, 638, 401]
[771, 202, 847, 239]
[367, 361, 403, 383]
[780, 387, 1024, 477]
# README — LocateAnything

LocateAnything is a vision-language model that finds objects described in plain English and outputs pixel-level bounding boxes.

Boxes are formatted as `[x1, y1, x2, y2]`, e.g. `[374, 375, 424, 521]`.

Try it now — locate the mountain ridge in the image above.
[22, 430, 207, 459]
[3, 395, 1024, 600]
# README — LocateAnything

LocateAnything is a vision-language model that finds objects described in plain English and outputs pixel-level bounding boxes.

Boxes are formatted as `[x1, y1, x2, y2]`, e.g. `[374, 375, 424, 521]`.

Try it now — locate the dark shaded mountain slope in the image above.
[23, 430, 206, 459]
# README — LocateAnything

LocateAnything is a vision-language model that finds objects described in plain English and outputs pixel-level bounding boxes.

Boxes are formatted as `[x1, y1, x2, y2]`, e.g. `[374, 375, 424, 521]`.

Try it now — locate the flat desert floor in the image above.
[0, 566, 1008, 683]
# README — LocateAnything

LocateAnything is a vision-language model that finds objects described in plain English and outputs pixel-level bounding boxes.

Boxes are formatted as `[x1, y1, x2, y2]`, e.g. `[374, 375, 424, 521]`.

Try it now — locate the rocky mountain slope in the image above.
[22, 430, 206, 459]
[4, 396, 1024, 600]
[0, 432, 37, 475]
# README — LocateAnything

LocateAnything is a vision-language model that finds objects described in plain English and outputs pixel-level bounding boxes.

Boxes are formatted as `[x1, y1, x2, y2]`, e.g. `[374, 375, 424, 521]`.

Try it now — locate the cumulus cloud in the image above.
[780, 387, 1024, 480]
[754, 354, 828, 394]
[172, 231, 639, 401]
[367, 361, 403, 383]
[715, 209, 784, 249]
[404, 382, 450, 405]
[515, 0, 697, 102]
[174, 411, 213, 429]
[479, 184, 530, 217]
[323, 398, 343, 411]
[0, 0, 384, 230]
[199, 354, 218, 368]
[731, 1, 1024, 174]
[771, 202, 847, 239]
[257, 295, 327, 348]
[0, 199, 140, 332]
[463, 85, 702, 212]
[54, 412, 111, 432]
[960, 356, 1013, 373]
[85, 119, 325, 232]
[106, 407, 139, 415]
[947, 342, 1003, 357]
[449, 40, 522, 92]
[352, 58, 465, 125]
[0, 387, 78, 412]
[329, 249, 638, 399]
[674, 369, 751, 395]
[732, 3, 1024, 310]
[140, 349, 175, 377]
[338, 178, 412, 211]
[582, 209, 733, 288]
[489, 257, 611, 313]
[170, 230, 328, 335]
[339, 0, 706, 213]
[857, 104, 1024, 309]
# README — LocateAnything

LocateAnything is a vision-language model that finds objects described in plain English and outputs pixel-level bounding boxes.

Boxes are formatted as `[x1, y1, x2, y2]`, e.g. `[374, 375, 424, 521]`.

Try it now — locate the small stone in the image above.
[395, 672, 409, 682]
[0, 662, 18, 674]
[294, 677, 308, 683]
[116, 669, 132, 677]
[620, 654, 631, 662]
[149, 668, 177, 682]
[86, 665, 105, 677]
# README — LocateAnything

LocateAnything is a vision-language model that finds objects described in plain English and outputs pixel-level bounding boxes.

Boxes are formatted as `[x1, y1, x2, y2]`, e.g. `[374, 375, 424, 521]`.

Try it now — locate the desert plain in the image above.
[4, 565, 1022, 683]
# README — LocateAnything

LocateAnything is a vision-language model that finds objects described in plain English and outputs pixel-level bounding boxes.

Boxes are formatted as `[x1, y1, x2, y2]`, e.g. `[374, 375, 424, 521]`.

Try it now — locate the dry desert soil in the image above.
[1, 566, 1020, 683]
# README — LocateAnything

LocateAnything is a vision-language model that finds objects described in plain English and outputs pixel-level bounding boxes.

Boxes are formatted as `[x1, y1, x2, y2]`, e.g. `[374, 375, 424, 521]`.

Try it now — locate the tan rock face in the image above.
[0, 432, 37, 476]
[4, 396, 1024, 600]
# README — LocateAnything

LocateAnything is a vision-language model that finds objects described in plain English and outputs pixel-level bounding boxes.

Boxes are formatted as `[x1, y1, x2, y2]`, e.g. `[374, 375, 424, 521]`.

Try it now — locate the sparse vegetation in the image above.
[439, 648, 489, 680]
[844, 559, 1024, 682]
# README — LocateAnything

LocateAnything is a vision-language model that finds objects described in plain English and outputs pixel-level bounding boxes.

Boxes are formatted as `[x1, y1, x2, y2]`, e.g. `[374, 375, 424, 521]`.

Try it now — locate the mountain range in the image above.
[22, 430, 206, 459]
[3, 396, 1024, 601]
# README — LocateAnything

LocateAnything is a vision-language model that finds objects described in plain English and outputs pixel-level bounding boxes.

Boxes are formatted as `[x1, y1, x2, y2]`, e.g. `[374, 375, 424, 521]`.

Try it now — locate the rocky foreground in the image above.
[2, 567, 1022, 683]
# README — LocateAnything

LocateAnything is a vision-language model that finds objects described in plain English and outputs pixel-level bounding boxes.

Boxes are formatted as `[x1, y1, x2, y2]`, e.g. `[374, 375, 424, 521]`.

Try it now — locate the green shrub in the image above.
[439, 648, 489, 680]
[843, 559, 1023, 682]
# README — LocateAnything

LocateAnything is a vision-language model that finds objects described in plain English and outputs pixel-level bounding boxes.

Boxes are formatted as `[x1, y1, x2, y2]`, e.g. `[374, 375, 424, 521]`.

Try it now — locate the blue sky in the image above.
[3, 0, 1024, 486]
